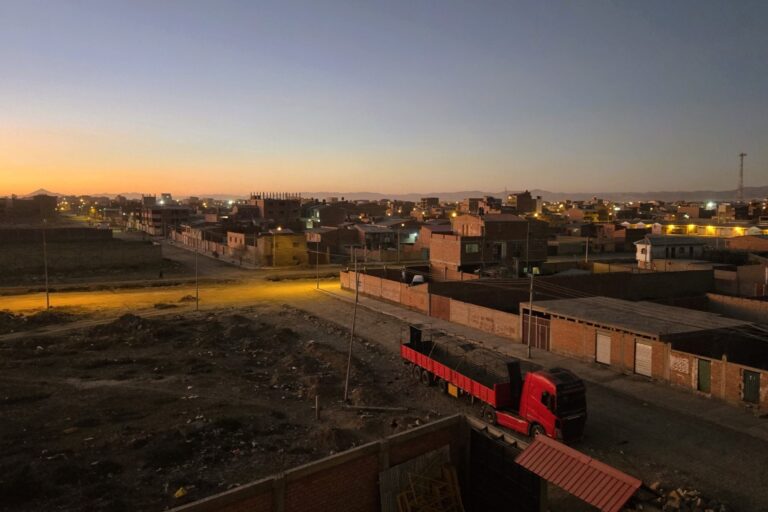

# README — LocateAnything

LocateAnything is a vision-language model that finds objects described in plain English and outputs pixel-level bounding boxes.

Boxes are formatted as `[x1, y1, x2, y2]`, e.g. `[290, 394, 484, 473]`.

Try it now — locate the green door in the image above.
[743, 370, 760, 404]
[697, 359, 711, 393]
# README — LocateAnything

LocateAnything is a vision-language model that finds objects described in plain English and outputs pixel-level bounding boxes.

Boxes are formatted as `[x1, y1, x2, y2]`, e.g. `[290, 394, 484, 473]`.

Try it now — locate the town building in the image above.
[634, 235, 707, 270]
[430, 214, 548, 279]
[506, 190, 542, 214]
[247, 192, 302, 229]
[522, 296, 767, 410]
[138, 205, 192, 236]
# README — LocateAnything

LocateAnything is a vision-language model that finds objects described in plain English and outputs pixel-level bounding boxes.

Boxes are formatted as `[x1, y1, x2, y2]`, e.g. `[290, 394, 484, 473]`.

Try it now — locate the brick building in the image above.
[258, 229, 308, 267]
[139, 205, 192, 236]
[430, 214, 547, 277]
[247, 192, 302, 229]
[726, 235, 768, 253]
[0, 194, 57, 223]
[522, 297, 767, 410]
[506, 190, 542, 214]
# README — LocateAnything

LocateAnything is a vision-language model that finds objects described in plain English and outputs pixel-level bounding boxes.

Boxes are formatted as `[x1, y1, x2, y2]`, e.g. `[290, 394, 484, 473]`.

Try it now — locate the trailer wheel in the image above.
[530, 424, 546, 437]
[437, 379, 447, 393]
[420, 370, 432, 387]
[412, 365, 422, 381]
[484, 409, 496, 425]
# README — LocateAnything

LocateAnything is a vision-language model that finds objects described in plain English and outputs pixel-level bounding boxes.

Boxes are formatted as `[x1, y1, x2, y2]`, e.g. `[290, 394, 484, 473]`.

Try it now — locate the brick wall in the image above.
[431, 294, 451, 320]
[381, 279, 402, 303]
[402, 284, 429, 312]
[706, 293, 768, 323]
[0, 240, 162, 276]
[170, 416, 466, 512]
[284, 453, 379, 512]
[548, 318, 664, 377]
[448, 300, 519, 340]
[669, 351, 695, 389]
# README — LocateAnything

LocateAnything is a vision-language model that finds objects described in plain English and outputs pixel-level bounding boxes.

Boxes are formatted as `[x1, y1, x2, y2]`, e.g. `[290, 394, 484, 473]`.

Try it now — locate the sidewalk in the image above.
[318, 284, 768, 443]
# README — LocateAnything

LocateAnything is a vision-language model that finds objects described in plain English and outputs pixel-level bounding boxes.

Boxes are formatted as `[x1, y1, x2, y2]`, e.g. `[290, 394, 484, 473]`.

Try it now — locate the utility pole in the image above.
[396, 226, 401, 264]
[584, 236, 589, 263]
[525, 220, 533, 358]
[343, 250, 360, 402]
[272, 226, 281, 267]
[739, 152, 747, 202]
[42, 218, 50, 310]
[195, 242, 199, 311]
[315, 241, 320, 289]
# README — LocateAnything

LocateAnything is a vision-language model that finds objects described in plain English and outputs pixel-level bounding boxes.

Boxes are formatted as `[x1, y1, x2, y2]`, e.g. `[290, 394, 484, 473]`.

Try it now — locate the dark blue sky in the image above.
[1, 0, 766, 195]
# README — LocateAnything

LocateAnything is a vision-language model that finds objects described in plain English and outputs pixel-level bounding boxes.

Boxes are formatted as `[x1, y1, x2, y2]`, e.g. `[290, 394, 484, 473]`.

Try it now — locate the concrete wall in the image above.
[170, 416, 467, 512]
[341, 271, 518, 339]
[449, 300, 519, 340]
[343, 271, 429, 314]
[706, 293, 768, 323]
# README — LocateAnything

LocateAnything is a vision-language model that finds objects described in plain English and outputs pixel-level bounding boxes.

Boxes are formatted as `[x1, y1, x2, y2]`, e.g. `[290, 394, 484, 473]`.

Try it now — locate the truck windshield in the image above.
[557, 391, 586, 416]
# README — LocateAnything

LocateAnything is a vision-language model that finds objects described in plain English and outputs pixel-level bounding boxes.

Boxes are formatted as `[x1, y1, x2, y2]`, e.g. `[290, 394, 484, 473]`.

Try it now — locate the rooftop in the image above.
[530, 297, 750, 337]
[634, 235, 708, 246]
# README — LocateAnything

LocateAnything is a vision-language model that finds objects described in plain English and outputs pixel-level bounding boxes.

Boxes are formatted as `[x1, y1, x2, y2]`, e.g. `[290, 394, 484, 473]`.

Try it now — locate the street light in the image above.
[42, 218, 50, 310]
[273, 226, 282, 267]
[195, 241, 199, 311]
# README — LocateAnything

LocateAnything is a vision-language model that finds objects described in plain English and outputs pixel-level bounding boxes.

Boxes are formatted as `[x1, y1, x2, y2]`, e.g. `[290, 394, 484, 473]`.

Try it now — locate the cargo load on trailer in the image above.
[401, 325, 587, 443]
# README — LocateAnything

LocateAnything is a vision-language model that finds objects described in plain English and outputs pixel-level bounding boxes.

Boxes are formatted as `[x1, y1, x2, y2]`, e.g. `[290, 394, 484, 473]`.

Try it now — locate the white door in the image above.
[596, 333, 611, 364]
[635, 342, 653, 377]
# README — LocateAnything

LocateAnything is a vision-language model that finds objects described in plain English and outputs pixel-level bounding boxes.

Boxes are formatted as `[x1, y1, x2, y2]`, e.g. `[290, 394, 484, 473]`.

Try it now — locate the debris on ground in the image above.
[0, 305, 459, 511]
[0, 309, 80, 334]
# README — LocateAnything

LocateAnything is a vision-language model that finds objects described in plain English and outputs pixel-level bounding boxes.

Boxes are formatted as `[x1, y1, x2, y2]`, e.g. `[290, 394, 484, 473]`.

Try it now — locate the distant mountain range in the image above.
[19, 186, 768, 202]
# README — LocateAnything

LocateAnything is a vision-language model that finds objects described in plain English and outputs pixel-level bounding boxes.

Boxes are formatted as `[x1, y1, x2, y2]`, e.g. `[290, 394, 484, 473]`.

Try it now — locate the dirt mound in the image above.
[27, 309, 78, 326]
[0, 310, 22, 334]
[178, 295, 197, 303]
[93, 314, 154, 337]
[307, 426, 361, 453]
[0, 309, 79, 334]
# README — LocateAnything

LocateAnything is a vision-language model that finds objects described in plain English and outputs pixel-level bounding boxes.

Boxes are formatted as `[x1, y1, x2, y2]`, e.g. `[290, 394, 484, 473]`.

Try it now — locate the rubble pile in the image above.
[0, 309, 78, 334]
[629, 483, 729, 512]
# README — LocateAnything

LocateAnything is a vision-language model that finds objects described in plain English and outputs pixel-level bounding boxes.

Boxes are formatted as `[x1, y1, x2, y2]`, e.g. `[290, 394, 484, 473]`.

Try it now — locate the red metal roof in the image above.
[515, 435, 641, 512]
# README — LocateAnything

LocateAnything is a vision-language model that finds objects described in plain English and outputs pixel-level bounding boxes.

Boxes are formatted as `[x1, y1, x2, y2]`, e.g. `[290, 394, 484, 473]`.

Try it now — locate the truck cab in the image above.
[519, 368, 587, 442]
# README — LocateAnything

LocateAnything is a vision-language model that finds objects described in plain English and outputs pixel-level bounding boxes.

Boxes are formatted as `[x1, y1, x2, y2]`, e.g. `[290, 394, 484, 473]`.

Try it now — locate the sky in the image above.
[1, 0, 767, 196]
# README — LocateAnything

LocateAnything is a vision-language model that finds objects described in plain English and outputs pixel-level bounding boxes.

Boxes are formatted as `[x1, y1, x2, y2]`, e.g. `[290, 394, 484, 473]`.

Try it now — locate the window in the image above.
[465, 243, 480, 253]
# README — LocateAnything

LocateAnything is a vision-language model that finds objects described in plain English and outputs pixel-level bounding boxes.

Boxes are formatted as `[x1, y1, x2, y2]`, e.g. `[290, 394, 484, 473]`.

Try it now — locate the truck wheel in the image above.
[530, 424, 546, 437]
[484, 409, 496, 425]
[437, 379, 447, 393]
[420, 370, 432, 386]
[412, 365, 422, 381]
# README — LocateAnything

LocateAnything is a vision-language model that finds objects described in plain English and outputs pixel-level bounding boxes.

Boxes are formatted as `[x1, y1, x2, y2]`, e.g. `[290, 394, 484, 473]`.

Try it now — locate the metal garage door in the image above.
[635, 342, 653, 377]
[697, 359, 711, 393]
[743, 370, 760, 404]
[595, 333, 611, 364]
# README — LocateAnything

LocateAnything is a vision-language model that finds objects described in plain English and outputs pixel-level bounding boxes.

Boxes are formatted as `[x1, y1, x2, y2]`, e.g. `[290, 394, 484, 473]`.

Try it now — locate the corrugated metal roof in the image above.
[530, 297, 750, 337]
[515, 435, 641, 512]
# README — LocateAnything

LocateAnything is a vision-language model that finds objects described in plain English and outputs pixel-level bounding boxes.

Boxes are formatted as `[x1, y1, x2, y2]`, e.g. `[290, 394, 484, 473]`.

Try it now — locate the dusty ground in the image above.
[0, 304, 477, 511]
[0, 309, 82, 335]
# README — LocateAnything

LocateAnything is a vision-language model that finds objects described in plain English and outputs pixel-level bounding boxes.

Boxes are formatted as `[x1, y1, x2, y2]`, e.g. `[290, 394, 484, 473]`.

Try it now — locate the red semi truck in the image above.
[401, 325, 587, 443]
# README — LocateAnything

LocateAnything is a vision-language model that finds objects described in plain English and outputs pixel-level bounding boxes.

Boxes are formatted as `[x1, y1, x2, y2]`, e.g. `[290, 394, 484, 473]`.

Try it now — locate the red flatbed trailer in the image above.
[402, 326, 587, 442]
